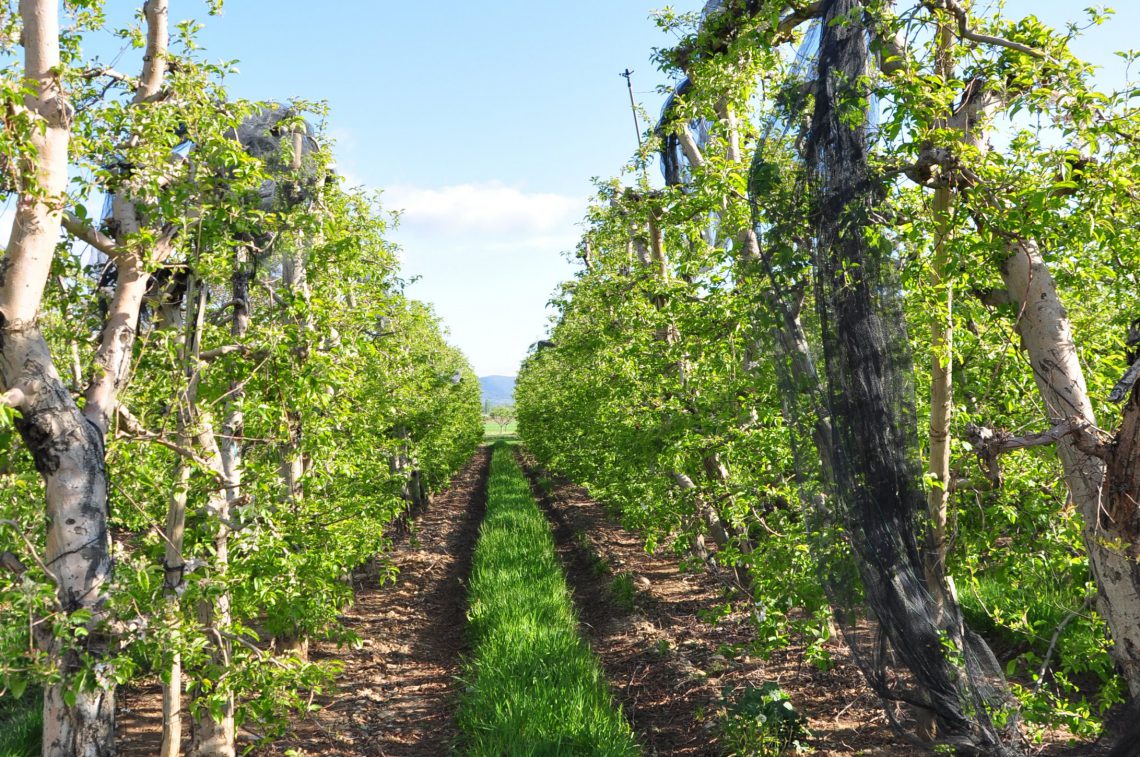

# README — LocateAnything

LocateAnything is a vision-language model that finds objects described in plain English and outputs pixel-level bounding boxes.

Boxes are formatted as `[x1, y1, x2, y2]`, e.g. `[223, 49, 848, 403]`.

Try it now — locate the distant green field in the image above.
[483, 419, 518, 441]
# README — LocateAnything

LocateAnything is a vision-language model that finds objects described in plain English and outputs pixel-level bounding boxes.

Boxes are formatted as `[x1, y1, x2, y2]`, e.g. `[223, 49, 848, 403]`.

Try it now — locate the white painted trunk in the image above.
[0, 3, 119, 755]
[1000, 240, 1140, 693]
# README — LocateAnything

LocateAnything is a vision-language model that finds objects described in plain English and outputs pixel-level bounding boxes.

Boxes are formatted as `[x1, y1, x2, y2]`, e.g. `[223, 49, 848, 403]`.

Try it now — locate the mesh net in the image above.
[652, 1, 1021, 749]
[780, 1, 1018, 752]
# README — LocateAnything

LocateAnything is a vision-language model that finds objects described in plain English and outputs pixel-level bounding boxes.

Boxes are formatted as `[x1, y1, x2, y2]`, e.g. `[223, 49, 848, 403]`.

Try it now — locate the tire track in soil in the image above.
[515, 449, 911, 757]
[258, 446, 490, 756]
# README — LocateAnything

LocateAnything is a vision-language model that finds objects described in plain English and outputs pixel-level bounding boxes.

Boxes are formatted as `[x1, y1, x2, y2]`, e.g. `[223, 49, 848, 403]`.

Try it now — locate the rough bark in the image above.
[0, 3, 117, 755]
[1108, 386, 1140, 544]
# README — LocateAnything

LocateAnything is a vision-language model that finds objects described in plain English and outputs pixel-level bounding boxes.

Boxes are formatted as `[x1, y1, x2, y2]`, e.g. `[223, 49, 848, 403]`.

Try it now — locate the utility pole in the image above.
[620, 69, 643, 152]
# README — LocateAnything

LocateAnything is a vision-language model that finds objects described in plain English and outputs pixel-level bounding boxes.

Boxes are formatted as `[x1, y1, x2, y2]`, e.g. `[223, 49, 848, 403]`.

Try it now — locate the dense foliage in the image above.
[518, 0, 1140, 745]
[0, 2, 482, 751]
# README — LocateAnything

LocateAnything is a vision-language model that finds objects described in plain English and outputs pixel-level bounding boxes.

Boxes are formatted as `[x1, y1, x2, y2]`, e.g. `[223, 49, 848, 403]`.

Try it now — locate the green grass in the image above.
[610, 573, 636, 612]
[456, 443, 639, 756]
[959, 573, 1108, 678]
[482, 419, 518, 442]
[0, 690, 41, 757]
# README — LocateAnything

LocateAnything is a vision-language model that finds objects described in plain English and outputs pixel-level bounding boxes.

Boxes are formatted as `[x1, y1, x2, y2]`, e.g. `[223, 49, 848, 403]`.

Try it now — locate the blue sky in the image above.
[188, 0, 684, 376]
[52, 1, 1140, 376]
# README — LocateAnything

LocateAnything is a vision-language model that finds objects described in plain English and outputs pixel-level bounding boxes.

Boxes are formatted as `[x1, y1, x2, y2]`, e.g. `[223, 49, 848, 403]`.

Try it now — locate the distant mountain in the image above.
[479, 375, 516, 407]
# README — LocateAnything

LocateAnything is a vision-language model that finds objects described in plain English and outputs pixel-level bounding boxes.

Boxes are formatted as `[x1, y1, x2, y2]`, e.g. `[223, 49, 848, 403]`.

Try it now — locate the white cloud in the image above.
[357, 181, 586, 375]
[385, 182, 583, 237]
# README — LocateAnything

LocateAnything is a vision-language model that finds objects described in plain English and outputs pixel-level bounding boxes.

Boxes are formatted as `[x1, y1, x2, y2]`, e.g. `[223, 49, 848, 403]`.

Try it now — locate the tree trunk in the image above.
[999, 239, 1140, 693]
[924, 15, 955, 623]
[160, 276, 204, 757]
[918, 17, 956, 742]
[278, 137, 313, 658]
[160, 454, 189, 757]
[805, 2, 1011, 750]
[0, 3, 120, 754]
[189, 254, 249, 757]
[188, 418, 236, 757]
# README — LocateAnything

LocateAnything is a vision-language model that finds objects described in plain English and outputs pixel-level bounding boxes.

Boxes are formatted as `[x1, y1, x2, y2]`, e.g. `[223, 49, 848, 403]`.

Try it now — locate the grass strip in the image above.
[456, 443, 639, 756]
[0, 690, 41, 757]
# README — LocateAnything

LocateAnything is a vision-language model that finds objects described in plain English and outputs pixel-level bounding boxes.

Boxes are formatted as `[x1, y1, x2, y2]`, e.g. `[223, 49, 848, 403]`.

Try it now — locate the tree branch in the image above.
[1110, 356, 1140, 404]
[135, 0, 169, 104]
[1033, 592, 1095, 695]
[925, 0, 1046, 59]
[115, 405, 226, 482]
[61, 211, 119, 256]
[0, 550, 27, 575]
[199, 344, 254, 362]
[971, 286, 1015, 308]
[967, 418, 1110, 487]
[80, 67, 134, 84]
[672, 1, 823, 71]
[0, 520, 59, 591]
[676, 124, 706, 168]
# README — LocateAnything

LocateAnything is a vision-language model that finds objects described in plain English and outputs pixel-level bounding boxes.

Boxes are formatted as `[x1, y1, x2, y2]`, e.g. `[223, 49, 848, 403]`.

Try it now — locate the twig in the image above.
[109, 479, 185, 561]
[199, 344, 255, 362]
[115, 405, 226, 482]
[0, 520, 60, 593]
[80, 67, 134, 83]
[1, 550, 27, 575]
[1032, 593, 1095, 695]
[925, 0, 1046, 59]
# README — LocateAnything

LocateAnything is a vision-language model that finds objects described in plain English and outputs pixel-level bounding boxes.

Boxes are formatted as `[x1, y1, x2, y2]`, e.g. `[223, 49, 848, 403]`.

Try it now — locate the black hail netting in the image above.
[726, 0, 1020, 753]
[800, 0, 1017, 753]
[654, 0, 1021, 750]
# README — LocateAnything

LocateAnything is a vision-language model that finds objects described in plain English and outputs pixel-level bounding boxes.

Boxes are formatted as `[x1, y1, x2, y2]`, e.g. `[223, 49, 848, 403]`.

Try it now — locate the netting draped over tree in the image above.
[521, 0, 1140, 751]
[781, 0, 1016, 752]
[650, 3, 1020, 749]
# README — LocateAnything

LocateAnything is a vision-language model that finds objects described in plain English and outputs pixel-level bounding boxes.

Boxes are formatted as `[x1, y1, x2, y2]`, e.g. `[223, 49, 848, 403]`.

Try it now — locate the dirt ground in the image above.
[515, 450, 908, 757]
[116, 447, 490, 757]
[116, 445, 1110, 755]
[516, 455, 1111, 757]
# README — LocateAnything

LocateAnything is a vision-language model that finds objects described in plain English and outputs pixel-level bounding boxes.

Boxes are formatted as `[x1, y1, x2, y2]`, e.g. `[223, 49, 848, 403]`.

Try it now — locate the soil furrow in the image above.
[116, 448, 490, 756]
[515, 449, 908, 756]
[261, 447, 490, 756]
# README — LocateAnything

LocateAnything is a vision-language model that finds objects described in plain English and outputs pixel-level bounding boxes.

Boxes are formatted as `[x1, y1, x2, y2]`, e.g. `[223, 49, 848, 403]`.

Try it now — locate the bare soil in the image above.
[517, 453, 1109, 757]
[117, 444, 1110, 755]
[116, 447, 490, 757]
[515, 450, 908, 756]
[255, 446, 490, 756]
